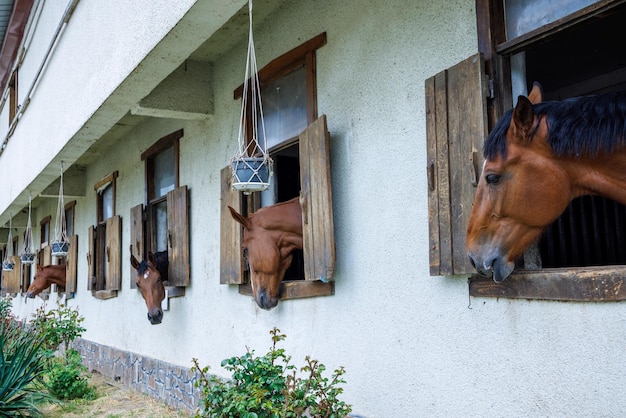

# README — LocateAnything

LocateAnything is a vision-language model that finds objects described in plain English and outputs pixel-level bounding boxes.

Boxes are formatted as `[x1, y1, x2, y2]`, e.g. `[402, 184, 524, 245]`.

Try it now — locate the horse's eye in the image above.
[136, 281, 141, 288]
[242, 248, 249, 259]
[485, 174, 501, 184]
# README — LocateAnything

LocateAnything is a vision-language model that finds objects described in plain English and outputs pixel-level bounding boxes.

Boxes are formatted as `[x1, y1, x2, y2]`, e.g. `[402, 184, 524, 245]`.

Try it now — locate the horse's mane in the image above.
[484, 91, 626, 159]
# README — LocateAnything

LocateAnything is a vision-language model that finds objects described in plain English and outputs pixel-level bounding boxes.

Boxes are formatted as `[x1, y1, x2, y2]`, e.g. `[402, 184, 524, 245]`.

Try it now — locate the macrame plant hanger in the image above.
[230, 0, 273, 195]
[52, 161, 69, 258]
[2, 213, 14, 271]
[21, 191, 35, 264]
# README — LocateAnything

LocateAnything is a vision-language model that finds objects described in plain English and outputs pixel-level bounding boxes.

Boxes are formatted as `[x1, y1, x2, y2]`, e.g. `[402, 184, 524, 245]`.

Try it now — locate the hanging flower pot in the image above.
[2, 260, 14, 271]
[229, 0, 273, 195]
[2, 213, 14, 271]
[51, 240, 69, 257]
[52, 162, 69, 259]
[21, 192, 35, 265]
[20, 252, 35, 265]
[232, 157, 272, 193]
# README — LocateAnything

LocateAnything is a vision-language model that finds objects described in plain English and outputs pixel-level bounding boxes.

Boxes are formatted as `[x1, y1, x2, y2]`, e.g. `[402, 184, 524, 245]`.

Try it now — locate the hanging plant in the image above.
[2, 214, 14, 271]
[52, 162, 69, 258]
[230, 0, 273, 195]
[21, 191, 35, 265]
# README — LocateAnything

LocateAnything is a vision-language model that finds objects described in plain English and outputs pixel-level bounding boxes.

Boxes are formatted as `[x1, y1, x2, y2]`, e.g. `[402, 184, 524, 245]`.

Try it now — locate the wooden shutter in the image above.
[426, 53, 488, 276]
[1, 256, 20, 294]
[220, 166, 245, 284]
[20, 263, 30, 294]
[87, 226, 95, 290]
[299, 115, 335, 282]
[105, 215, 121, 291]
[39, 246, 51, 298]
[65, 235, 78, 296]
[167, 186, 189, 286]
[130, 204, 144, 289]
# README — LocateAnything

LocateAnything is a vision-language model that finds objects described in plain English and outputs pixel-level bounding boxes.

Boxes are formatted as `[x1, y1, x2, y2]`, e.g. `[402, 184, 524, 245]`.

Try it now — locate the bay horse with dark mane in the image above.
[467, 83, 626, 282]
[26, 264, 66, 298]
[229, 197, 303, 310]
[131, 251, 168, 324]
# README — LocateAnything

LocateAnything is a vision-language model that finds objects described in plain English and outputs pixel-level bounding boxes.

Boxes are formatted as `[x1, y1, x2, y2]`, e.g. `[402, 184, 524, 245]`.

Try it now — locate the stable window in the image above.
[87, 171, 121, 299]
[221, 32, 335, 301]
[40, 215, 50, 248]
[130, 129, 189, 292]
[21, 230, 31, 294]
[428, 0, 626, 301]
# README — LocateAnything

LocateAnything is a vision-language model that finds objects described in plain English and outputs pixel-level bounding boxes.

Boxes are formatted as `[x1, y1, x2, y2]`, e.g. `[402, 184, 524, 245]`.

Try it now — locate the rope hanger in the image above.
[230, 0, 273, 194]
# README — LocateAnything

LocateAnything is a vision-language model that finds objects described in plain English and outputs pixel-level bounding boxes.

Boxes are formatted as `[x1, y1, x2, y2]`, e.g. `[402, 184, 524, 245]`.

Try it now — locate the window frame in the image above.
[465, 0, 626, 301]
[136, 129, 190, 291]
[223, 33, 335, 302]
[40, 215, 50, 249]
[88, 171, 121, 299]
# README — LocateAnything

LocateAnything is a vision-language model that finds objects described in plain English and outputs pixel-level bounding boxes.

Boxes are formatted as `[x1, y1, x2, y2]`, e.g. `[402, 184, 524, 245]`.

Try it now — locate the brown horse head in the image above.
[467, 83, 626, 281]
[26, 264, 66, 298]
[131, 251, 168, 324]
[228, 198, 303, 310]
[467, 83, 574, 282]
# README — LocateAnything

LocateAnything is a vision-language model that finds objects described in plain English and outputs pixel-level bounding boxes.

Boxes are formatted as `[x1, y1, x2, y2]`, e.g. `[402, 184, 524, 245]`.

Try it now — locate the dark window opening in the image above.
[517, 4, 626, 268]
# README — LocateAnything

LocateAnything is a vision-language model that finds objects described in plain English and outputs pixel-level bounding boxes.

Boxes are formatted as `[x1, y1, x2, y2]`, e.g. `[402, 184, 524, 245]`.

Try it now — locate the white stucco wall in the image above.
[4, 0, 626, 417]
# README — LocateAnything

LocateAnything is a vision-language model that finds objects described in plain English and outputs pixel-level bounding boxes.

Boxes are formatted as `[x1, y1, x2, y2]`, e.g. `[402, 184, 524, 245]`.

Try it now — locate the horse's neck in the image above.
[256, 199, 303, 236]
[44, 267, 66, 284]
[570, 150, 626, 205]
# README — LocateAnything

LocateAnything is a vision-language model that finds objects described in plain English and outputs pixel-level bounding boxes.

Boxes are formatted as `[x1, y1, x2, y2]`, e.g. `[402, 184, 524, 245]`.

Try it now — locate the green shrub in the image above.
[0, 310, 54, 417]
[29, 302, 94, 402]
[30, 302, 86, 353]
[192, 328, 352, 418]
[45, 349, 95, 401]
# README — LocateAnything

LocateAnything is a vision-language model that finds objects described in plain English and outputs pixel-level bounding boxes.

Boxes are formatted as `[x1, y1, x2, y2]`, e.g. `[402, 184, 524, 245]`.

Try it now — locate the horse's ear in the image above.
[512, 95, 535, 138]
[148, 251, 156, 264]
[36, 265, 42, 271]
[130, 255, 139, 269]
[527, 82, 543, 104]
[228, 206, 251, 229]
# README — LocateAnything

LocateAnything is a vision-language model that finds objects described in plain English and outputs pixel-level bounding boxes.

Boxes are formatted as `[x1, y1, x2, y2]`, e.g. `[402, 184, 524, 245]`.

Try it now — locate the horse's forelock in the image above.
[136, 260, 149, 276]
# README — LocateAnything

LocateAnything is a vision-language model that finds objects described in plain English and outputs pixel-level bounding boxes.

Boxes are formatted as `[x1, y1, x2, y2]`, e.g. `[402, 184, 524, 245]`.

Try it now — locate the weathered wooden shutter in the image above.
[65, 235, 78, 296]
[167, 186, 189, 286]
[426, 53, 488, 276]
[220, 166, 245, 284]
[20, 263, 30, 293]
[87, 226, 95, 290]
[105, 215, 121, 291]
[1, 256, 20, 294]
[130, 204, 144, 289]
[39, 246, 51, 298]
[299, 115, 335, 282]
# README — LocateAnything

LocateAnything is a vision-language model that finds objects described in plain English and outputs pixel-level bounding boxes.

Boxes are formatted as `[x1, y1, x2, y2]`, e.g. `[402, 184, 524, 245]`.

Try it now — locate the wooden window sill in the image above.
[469, 266, 626, 301]
[238, 280, 334, 301]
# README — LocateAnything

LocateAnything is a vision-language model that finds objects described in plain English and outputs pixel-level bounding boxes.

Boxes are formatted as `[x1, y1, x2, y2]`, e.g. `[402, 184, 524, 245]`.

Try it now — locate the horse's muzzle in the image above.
[256, 289, 279, 310]
[147, 309, 163, 325]
[468, 251, 514, 283]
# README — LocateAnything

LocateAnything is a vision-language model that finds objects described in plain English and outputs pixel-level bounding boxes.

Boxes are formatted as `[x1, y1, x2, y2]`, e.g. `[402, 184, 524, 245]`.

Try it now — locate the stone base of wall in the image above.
[72, 338, 200, 413]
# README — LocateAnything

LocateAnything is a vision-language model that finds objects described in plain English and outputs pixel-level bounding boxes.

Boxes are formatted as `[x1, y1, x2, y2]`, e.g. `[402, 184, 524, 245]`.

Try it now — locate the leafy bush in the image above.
[30, 302, 86, 352]
[45, 349, 95, 401]
[0, 303, 54, 417]
[192, 328, 352, 418]
[0, 296, 12, 318]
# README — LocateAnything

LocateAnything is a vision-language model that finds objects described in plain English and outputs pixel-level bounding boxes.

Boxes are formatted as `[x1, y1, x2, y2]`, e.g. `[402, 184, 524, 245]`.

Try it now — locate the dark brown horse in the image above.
[229, 197, 303, 310]
[130, 251, 168, 324]
[26, 264, 66, 298]
[467, 83, 626, 281]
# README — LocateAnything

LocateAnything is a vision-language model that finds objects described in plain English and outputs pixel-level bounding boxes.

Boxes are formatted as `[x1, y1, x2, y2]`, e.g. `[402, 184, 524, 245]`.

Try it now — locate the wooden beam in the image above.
[469, 266, 626, 301]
